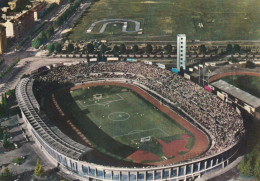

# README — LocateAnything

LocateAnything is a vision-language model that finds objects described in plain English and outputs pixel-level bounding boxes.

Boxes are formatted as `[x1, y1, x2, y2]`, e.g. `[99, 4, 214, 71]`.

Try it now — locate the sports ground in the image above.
[47, 82, 209, 165]
[69, 0, 260, 41]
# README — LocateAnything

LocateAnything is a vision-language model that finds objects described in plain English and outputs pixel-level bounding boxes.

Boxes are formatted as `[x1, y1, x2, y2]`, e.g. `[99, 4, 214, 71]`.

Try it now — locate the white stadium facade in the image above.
[16, 61, 244, 181]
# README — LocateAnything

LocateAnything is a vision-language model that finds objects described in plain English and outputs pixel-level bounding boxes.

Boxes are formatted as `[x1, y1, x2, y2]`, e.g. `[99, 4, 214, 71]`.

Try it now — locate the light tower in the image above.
[177, 34, 186, 71]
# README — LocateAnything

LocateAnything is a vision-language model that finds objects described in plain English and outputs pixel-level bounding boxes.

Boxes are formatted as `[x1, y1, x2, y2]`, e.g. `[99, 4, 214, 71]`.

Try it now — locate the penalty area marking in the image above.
[78, 93, 124, 108]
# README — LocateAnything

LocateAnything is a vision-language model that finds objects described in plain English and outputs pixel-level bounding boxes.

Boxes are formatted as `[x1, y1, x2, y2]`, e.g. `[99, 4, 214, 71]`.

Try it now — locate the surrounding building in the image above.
[8, 0, 25, 11]
[31, 2, 47, 21]
[41, 0, 61, 5]
[177, 34, 186, 71]
[1, 10, 34, 40]
[211, 80, 260, 114]
[0, 25, 7, 54]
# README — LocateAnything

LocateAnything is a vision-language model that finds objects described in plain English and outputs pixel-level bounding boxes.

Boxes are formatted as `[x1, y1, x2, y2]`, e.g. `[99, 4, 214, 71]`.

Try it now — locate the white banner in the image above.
[184, 73, 191, 80]
[217, 91, 225, 101]
[157, 63, 166, 69]
[107, 57, 119, 61]
[144, 61, 152, 65]
[89, 58, 97, 62]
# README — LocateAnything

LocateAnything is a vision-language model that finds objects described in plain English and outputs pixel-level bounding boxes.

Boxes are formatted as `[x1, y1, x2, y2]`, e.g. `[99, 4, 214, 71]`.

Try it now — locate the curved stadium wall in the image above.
[16, 62, 243, 181]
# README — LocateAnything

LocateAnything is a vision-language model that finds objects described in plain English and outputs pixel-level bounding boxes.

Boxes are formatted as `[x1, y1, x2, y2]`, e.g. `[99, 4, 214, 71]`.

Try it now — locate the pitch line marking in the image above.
[108, 112, 130, 122]
[77, 93, 124, 108]
[113, 128, 169, 139]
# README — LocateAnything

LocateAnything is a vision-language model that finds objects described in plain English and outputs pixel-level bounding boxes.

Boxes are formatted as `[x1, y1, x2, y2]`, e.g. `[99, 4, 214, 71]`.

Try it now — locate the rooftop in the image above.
[211, 80, 260, 108]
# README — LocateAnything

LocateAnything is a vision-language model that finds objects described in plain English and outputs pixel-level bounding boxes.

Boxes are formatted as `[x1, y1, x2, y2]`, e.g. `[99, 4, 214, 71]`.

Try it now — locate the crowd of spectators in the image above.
[33, 61, 245, 157]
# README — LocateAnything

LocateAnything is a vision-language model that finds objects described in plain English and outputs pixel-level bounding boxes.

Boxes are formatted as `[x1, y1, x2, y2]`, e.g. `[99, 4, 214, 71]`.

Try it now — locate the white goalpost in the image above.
[140, 136, 151, 143]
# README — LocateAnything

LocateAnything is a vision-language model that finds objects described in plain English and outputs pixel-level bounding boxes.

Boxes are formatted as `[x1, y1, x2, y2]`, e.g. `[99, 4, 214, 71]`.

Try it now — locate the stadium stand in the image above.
[16, 61, 245, 181]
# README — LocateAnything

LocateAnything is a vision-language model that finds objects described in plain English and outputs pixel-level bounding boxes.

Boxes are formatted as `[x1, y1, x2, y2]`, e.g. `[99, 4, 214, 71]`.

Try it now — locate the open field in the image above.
[56, 85, 195, 163]
[69, 0, 260, 42]
[48, 82, 209, 165]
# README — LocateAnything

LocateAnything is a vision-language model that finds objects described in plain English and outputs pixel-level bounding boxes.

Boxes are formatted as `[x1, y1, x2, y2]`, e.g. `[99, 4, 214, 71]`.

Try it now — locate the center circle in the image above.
[108, 112, 130, 122]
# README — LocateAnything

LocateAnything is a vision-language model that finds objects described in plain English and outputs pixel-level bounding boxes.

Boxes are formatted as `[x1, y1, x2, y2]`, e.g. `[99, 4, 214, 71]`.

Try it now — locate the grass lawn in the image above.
[69, 0, 260, 42]
[57, 85, 195, 163]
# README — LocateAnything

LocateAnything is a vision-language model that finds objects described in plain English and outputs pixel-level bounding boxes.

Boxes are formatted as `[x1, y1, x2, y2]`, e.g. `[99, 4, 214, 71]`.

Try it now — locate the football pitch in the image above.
[56, 85, 195, 164]
[69, 0, 260, 42]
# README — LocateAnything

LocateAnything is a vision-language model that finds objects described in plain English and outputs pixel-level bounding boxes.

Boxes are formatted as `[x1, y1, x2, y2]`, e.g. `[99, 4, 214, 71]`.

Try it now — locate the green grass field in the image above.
[220, 75, 260, 98]
[57, 85, 195, 163]
[69, 0, 260, 42]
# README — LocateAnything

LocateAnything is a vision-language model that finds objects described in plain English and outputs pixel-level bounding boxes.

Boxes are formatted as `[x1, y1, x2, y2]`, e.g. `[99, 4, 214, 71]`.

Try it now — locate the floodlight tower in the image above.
[177, 34, 186, 71]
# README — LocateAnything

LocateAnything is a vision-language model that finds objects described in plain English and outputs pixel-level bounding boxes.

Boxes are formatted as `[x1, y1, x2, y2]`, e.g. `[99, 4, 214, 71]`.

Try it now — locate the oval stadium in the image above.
[15, 61, 245, 181]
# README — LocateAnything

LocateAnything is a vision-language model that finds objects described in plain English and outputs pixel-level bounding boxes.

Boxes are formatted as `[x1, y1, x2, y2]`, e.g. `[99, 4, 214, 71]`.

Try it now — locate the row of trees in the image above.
[0, 159, 45, 179]
[54, 0, 84, 28]
[33, 0, 84, 49]
[47, 43, 62, 53]
[198, 44, 241, 54]
[32, 26, 55, 49]
[0, 93, 8, 117]
[48, 42, 174, 55]
[86, 43, 173, 54]
[226, 44, 241, 53]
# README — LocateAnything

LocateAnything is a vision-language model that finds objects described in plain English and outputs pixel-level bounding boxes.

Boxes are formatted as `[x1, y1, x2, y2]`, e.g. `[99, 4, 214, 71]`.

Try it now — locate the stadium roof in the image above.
[16, 78, 91, 160]
[211, 80, 260, 108]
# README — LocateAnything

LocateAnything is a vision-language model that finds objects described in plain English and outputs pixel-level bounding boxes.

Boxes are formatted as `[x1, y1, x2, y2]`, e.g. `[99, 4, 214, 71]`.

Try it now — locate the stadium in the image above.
[16, 61, 245, 181]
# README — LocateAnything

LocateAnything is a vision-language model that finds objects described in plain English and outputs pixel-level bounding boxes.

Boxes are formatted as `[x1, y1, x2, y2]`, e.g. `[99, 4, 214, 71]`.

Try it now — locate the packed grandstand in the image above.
[32, 61, 245, 160]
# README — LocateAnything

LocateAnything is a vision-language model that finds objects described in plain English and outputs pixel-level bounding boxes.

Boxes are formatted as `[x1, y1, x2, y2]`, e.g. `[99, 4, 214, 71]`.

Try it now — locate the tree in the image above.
[3, 132, 8, 148]
[132, 44, 139, 54]
[47, 43, 54, 53]
[38, 32, 47, 41]
[112, 45, 120, 54]
[67, 43, 74, 53]
[55, 43, 62, 53]
[119, 44, 126, 54]
[234, 44, 241, 53]
[54, 17, 64, 28]
[245, 61, 256, 69]
[34, 159, 45, 177]
[254, 157, 260, 179]
[228, 57, 239, 63]
[86, 43, 94, 53]
[2, 166, 12, 177]
[46, 26, 54, 39]
[145, 44, 153, 54]
[199, 44, 207, 54]
[164, 44, 172, 54]
[226, 44, 233, 53]
[97, 52, 102, 62]
[100, 44, 107, 54]
[32, 38, 42, 49]
[238, 155, 254, 176]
